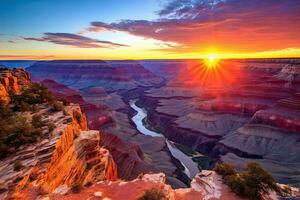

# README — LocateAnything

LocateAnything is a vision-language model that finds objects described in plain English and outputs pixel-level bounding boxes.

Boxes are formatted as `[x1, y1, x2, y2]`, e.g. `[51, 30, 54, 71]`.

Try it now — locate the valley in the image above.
[26, 59, 300, 188]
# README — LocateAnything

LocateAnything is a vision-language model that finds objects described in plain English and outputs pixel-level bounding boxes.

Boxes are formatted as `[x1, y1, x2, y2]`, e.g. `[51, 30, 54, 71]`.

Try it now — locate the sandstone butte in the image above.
[0, 67, 299, 200]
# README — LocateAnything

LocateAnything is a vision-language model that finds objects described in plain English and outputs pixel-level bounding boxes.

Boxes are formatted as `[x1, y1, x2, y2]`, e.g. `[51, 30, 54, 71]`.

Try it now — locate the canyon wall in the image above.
[0, 68, 31, 103]
[0, 69, 118, 199]
[138, 59, 300, 187]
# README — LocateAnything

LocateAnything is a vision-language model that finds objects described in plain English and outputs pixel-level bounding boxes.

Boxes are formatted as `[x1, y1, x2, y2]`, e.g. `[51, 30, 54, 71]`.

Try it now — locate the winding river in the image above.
[130, 99, 199, 179]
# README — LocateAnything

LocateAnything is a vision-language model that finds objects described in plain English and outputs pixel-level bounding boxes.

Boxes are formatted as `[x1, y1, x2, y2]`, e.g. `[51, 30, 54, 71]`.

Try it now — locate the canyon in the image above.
[27, 59, 300, 188]
[0, 59, 299, 199]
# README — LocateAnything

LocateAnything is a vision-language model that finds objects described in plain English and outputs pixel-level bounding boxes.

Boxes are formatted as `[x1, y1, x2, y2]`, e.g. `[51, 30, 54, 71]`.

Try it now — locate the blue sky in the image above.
[1, 0, 300, 59]
[0, 0, 160, 36]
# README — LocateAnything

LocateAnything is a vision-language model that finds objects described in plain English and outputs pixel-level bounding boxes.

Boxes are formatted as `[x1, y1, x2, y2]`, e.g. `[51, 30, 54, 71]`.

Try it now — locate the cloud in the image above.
[23, 33, 128, 48]
[87, 0, 300, 53]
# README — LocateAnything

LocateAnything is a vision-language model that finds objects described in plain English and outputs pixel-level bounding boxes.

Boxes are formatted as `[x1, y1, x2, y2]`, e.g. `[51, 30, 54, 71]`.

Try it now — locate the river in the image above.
[129, 99, 199, 179]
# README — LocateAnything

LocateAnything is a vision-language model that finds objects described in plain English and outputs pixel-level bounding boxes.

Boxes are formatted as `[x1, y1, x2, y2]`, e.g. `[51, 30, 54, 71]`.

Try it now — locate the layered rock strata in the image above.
[0, 68, 31, 103]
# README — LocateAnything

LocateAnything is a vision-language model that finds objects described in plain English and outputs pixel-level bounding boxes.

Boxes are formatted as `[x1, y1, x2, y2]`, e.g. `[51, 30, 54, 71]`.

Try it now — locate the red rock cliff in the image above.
[0, 68, 31, 103]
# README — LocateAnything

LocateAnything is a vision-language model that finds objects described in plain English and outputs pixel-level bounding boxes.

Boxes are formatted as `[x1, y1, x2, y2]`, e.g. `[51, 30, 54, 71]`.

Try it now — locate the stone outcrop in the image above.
[2, 104, 118, 199]
[38, 130, 118, 193]
[0, 68, 31, 103]
[30, 170, 298, 200]
[0, 69, 118, 199]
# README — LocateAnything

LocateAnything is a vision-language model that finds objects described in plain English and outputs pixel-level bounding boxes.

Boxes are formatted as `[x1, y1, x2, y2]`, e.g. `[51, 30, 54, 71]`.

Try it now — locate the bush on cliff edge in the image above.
[138, 188, 168, 200]
[214, 162, 280, 200]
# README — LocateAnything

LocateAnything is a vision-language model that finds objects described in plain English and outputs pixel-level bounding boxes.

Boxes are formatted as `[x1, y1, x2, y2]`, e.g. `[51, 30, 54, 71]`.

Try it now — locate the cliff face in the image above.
[38, 130, 118, 192]
[40, 79, 161, 182]
[0, 68, 118, 199]
[0, 68, 31, 103]
[7, 105, 118, 199]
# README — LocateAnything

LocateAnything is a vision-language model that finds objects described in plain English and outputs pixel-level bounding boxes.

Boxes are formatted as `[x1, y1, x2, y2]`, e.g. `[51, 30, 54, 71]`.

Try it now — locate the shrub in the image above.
[0, 142, 9, 158]
[0, 84, 62, 159]
[60, 98, 70, 106]
[10, 83, 54, 110]
[47, 123, 56, 133]
[13, 160, 24, 171]
[36, 185, 47, 195]
[0, 111, 44, 159]
[225, 174, 245, 196]
[32, 114, 44, 128]
[214, 162, 236, 177]
[29, 171, 38, 182]
[138, 188, 167, 200]
[215, 162, 280, 200]
[71, 183, 82, 193]
[241, 162, 280, 199]
[18, 101, 31, 112]
[51, 101, 63, 112]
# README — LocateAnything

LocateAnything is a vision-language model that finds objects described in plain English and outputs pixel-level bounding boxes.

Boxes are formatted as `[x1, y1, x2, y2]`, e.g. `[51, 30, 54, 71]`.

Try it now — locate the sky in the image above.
[0, 0, 300, 60]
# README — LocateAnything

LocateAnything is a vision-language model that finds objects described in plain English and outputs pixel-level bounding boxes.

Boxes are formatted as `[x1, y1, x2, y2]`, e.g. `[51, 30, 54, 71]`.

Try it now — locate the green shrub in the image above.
[214, 162, 236, 177]
[60, 98, 70, 106]
[47, 123, 56, 133]
[225, 174, 245, 196]
[215, 162, 280, 200]
[29, 171, 38, 182]
[13, 160, 24, 171]
[0, 111, 44, 159]
[51, 101, 63, 112]
[10, 83, 54, 110]
[138, 188, 167, 200]
[0, 142, 9, 159]
[0, 84, 62, 159]
[32, 114, 44, 128]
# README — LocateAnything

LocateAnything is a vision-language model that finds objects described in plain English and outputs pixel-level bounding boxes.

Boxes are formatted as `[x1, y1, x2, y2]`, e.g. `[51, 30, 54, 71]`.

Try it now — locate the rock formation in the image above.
[0, 68, 31, 103]
[38, 76, 180, 186]
[137, 59, 300, 187]
[0, 68, 118, 199]
[29, 170, 298, 200]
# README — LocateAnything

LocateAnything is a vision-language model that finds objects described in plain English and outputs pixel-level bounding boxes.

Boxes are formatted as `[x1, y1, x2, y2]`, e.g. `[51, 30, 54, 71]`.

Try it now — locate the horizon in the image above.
[1, 0, 300, 60]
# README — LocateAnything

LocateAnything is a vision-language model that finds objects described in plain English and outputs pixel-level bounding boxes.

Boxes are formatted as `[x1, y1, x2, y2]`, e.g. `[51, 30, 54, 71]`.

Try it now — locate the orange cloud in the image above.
[88, 0, 300, 55]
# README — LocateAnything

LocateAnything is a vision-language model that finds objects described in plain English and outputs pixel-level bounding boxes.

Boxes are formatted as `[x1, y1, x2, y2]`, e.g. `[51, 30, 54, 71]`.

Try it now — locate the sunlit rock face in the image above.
[39, 79, 161, 182]
[0, 68, 118, 199]
[37, 130, 118, 193]
[2, 104, 118, 199]
[28, 170, 295, 200]
[0, 68, 31, 103]
[0, 104, 87, 199]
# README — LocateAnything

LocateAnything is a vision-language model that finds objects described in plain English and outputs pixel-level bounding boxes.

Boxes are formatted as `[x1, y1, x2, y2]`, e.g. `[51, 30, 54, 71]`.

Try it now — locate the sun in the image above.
[205, 53, 219, 68]
[209, 55, 215, 63]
